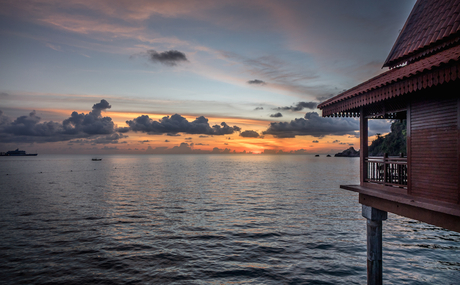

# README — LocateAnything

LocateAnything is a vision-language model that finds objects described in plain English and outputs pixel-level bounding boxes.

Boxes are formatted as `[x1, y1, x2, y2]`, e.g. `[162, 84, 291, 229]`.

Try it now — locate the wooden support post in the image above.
[360, 108, 368, 186]
[383, 153, 388, 185]
[362, 205, 387, 285]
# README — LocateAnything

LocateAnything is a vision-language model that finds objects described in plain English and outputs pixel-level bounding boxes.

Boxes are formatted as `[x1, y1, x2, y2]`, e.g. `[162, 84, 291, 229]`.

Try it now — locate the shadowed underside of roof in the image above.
[384, 0, 460, 68]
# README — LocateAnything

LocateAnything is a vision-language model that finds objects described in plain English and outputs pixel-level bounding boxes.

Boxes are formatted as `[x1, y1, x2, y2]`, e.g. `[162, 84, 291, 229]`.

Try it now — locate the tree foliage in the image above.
[368, 120, 406, 156]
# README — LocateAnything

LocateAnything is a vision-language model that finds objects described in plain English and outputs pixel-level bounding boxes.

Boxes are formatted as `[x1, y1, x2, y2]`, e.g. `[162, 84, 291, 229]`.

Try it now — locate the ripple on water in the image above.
[0, 155, 458, 284]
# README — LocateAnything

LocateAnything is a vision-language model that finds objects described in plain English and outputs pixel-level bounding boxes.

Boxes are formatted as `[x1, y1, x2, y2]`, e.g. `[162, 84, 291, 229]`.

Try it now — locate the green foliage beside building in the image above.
[368, 120, 407, 156]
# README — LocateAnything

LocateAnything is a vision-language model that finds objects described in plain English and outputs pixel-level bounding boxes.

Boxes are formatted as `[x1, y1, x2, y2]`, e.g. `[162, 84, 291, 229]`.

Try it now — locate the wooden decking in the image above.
[341, 183, 460, 232]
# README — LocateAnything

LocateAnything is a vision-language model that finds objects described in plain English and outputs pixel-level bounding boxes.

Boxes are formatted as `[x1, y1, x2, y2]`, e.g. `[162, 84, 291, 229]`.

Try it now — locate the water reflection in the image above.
[0, 155, 458, 284]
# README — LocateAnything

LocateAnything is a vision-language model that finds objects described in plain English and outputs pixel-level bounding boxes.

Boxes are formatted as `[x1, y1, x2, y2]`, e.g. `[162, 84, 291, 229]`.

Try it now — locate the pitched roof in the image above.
[318, 45, 460, 117]
[383, 0, 460, 68]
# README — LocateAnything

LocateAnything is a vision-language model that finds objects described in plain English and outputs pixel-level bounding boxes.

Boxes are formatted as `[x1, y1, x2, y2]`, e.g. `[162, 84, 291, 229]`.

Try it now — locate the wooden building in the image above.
[318, 0, 460, 283]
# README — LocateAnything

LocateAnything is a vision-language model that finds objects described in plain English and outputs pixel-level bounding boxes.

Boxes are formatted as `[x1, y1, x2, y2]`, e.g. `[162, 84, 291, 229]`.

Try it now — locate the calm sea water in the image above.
[0, 154, 459, 284]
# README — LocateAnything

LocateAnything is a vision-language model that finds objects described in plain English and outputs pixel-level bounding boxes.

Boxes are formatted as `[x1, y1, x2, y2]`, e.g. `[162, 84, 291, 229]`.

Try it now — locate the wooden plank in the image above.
[411, 183, 458, 192]
[411, 117, 457, 125]
[361, 108, 368, 186]
[411, 112, 457, 121]
[458, 97, 460, 204]
[407, 104, 412, 194]
[358, 193, 460, 232]
[411, 104, 457, 116]
[410, 172, 458, 181]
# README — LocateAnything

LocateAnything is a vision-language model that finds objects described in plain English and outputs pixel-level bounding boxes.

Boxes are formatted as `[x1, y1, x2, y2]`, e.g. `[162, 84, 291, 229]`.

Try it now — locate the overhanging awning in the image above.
[318, 45, 460, 117]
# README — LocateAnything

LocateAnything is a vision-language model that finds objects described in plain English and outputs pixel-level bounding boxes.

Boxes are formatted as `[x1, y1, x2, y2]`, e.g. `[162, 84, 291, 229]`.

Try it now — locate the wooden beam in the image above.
[362, 205, 387, 285]
[361, 107, 368, 186]
[407, 103, 411, 195]
[359, 193, 460, 232]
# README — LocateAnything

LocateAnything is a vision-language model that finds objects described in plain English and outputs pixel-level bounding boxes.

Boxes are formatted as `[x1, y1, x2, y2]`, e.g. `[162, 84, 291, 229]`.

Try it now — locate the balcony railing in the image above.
[365, 154, 407, 188]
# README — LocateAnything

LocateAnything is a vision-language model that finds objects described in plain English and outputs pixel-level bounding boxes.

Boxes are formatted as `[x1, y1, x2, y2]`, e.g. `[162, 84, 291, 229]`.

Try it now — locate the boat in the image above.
[0, 149, 37, 156]
[315, 154, 320, 157]
[327, 154, 331, 157]
[92, 158, 102, 161]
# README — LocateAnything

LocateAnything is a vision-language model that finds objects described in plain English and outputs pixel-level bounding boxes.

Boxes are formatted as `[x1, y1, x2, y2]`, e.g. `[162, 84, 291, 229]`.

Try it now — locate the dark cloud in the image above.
[254, 107, 263, 110]
[270, 112, 283, 118]
[0, 100, 126, 143]
[0, 92, 9, 97]
[312, 140, 319, 143]
[147, 50, 188, 66]
[274, 101, 318, 111]
[240, 130, 260, 138]
[263, 112, 358, 138]
[92, 99, 111, 111]
[248, 79, 266, 85]
[87, 133, 128, 144]
[117, 127, 130, 133]
[219, 51, 326, 97]
[126, 114, 240, 136]
[263, 112, 391, 138]
[165, 140, 170, 142]
[101, 146, 118, 151]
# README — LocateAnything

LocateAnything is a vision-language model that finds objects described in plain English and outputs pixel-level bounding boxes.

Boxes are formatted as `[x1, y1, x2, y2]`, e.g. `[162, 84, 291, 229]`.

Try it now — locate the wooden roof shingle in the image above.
[383, 0, 460, 68]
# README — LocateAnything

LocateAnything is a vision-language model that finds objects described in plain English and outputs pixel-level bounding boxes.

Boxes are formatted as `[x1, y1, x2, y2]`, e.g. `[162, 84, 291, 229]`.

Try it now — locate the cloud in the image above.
[240, 130, 260, 138]
[312, 140, 319, 143]
[92, 99, 111, 110]
[254, 107, 263, 110]
[263, 112, 359, 138]
[146, 50, 188, 66]
[0, 100, 125, 143]
[248, 79, 266, 85]
[263, 112, 392, 138]
[0, 92, 9, 98]
[274, 101, 318, 111]
[270, 112, 283, 118]
[126, 114, 240, 135]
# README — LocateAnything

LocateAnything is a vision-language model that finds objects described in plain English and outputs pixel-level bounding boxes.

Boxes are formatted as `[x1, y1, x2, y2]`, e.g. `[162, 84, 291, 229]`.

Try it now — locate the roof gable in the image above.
[383, 0, 460, 68]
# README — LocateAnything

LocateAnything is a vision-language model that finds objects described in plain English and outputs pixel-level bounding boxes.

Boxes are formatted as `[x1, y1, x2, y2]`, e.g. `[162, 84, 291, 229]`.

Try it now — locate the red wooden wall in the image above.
[409, 91, 459, 204]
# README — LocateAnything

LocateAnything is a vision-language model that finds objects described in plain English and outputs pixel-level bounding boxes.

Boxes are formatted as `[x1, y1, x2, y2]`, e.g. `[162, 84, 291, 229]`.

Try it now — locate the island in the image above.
[334, 147, 359, 157]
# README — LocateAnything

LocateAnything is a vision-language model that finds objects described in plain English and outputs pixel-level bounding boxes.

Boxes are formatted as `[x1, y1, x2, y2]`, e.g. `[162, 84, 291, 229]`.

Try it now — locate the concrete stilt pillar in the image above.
[362, 205, 387, 285]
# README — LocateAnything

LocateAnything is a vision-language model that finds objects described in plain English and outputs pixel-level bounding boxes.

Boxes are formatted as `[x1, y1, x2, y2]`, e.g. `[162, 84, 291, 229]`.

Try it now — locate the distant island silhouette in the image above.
[334, 147, 359, 157]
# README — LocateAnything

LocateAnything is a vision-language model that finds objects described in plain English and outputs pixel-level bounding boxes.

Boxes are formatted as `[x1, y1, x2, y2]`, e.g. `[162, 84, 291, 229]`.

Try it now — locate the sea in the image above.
[0, 154, 459, 284]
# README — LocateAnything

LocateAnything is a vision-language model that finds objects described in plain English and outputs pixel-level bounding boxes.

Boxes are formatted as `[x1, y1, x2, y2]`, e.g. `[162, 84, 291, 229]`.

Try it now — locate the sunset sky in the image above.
[0, 0, 416, 154]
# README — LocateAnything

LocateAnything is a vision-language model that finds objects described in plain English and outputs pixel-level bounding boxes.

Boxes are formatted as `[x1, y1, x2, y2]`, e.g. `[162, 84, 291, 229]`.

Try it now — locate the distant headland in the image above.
[0, 149, 38, 156]
[334, 147, 359, 157]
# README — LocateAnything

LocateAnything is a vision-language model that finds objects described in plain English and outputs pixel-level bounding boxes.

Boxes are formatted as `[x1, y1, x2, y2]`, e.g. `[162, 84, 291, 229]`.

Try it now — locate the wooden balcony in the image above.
[365, 155, 407, 188]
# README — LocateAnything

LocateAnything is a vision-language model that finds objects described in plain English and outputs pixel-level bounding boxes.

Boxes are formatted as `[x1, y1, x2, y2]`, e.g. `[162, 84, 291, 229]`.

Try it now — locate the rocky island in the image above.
[334, 147, 360, 157]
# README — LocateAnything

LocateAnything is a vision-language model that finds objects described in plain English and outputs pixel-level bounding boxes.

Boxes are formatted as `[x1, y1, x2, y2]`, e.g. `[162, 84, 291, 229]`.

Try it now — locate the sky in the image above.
[0, 0, 417, 154]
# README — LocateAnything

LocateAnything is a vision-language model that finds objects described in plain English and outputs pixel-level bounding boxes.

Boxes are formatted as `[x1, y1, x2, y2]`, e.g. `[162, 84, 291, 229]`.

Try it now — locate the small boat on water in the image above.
[0, 149, 37, 156]
[326, 154, 331, 157]
[92, 158, 102, 161]
[315, 154, 320, 157]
